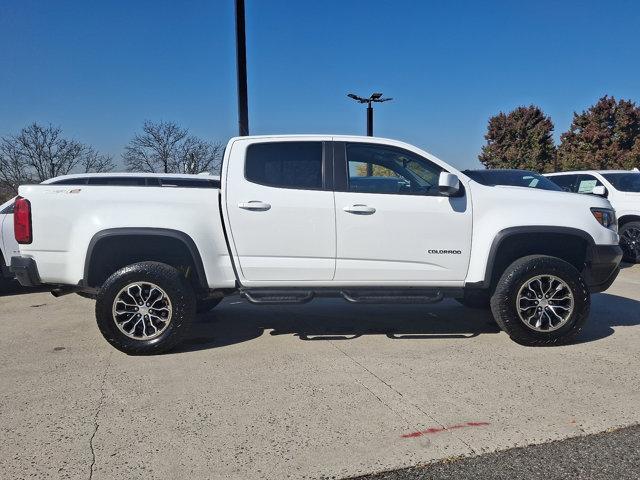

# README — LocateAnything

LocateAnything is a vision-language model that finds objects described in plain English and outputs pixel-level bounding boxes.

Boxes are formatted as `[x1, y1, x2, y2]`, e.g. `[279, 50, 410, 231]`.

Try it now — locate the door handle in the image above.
[238, 201, 271, 211]
[343, 204, 376, 215]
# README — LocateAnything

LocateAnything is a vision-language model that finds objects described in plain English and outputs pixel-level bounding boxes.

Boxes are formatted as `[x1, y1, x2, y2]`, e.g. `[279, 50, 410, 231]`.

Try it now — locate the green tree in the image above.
[479, 105, 557, 172]
[557, 96, 640, 170]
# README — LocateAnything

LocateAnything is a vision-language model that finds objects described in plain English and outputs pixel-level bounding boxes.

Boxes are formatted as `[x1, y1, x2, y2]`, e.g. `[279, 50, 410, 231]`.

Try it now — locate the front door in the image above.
[224, 139, 336, 282]
[333, 141, 472, 283]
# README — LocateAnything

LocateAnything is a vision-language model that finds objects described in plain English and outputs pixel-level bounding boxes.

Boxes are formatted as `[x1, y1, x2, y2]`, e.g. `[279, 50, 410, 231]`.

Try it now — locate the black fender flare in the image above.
[477, 226, 595, 288]
[83, 228, 208, 289]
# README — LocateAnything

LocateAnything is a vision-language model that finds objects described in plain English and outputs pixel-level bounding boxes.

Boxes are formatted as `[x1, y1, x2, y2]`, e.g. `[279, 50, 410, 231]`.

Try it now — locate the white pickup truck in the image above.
[11, 135, 622, 354]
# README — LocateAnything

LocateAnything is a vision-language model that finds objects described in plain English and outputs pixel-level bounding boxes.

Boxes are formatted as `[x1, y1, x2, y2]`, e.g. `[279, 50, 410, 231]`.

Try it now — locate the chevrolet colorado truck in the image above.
[11, 135, 622, 354]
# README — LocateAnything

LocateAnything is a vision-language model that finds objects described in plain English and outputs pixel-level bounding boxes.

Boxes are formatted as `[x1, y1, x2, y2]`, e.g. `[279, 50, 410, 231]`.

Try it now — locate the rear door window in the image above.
[245, 142, 323, 190]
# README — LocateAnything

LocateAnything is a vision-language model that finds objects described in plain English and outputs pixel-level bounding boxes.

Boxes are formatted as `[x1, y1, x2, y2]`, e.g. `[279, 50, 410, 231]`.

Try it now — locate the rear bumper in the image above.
[10, 256, 42, 287]
[582, 244, 622, 293]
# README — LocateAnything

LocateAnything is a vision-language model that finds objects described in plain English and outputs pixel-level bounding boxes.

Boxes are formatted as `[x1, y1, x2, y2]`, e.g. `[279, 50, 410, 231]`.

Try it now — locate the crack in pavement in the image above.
[88, 351, 112, 480]
[327, 340, 478, 455]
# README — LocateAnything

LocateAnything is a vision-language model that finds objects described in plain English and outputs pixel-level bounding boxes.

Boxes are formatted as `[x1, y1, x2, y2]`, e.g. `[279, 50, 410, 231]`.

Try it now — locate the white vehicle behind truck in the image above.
[546, 170, 640, 263]
[11, 135, 622, 354]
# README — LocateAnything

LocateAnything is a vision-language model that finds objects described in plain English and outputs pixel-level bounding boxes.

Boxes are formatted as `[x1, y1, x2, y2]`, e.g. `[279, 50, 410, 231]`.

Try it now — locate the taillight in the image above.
[14, 196, 32, 244]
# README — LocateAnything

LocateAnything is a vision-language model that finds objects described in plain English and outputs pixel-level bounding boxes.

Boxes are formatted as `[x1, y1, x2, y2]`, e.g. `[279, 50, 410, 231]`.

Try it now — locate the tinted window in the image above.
[575, 174, 604, 194]
[464, 170, 561, 191]
[51, 178, 89, 185]
[547, 174, 578, 192]
[245, 142, 323, 190]
[601, 173, 640, 192]
[87, 177, 147, 186]
[345, 143, 444, 195]
[159, 178, 220, 188]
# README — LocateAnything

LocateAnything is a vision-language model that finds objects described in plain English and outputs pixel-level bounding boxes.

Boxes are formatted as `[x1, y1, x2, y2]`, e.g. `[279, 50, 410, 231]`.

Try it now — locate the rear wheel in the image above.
[95, 261, 196, 355]
[491, 255, 590, 346]
[619, 221, 640, 263]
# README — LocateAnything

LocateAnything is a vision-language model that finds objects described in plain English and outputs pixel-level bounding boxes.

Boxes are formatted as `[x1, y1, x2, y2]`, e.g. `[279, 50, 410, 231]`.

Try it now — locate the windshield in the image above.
[464, 170, 562, 191]
[601, 173, 640, 192]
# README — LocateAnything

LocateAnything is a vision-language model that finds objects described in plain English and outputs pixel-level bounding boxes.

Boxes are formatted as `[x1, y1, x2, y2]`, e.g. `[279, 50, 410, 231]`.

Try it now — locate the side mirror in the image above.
[592, 185, 607, 197]
[438, 172, 460, 196]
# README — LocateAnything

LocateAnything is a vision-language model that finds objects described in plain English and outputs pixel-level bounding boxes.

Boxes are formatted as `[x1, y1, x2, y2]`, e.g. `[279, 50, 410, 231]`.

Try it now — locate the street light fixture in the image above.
[347, 92, 393, 137]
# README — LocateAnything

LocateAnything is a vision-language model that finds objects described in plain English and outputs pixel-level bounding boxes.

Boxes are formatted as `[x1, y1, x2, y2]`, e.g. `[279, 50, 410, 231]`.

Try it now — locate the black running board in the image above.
[241, 289, 315, 304]
[240, 288, 454, 305]
[341, 290, 443, 304]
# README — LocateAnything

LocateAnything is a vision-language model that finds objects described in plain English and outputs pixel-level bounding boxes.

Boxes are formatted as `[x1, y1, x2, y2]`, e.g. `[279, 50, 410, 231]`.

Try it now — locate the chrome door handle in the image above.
[238, 201, 271, 211]
[343, 204, 376, 215]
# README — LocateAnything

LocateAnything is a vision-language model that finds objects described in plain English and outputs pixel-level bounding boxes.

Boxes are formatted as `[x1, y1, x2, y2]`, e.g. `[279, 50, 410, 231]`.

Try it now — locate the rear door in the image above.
[224, 138, 336, 282]
[332, 141, 472, 283]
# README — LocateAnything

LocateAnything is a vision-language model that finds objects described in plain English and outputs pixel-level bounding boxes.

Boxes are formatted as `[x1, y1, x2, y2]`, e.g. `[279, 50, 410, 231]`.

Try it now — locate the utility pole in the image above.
[347, 92, 393, 137]
[235, 0, 249, 136]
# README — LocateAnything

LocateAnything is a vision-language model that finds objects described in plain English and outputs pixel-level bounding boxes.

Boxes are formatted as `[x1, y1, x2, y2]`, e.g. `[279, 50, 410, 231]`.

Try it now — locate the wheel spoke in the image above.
[516, 275, 574, 332]
[112, 282, 173, 341]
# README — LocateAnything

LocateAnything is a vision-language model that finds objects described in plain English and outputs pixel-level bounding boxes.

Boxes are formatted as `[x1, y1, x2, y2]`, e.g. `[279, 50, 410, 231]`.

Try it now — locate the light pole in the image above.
[347, 92, 393, 137]
[235, 0, 249, 136]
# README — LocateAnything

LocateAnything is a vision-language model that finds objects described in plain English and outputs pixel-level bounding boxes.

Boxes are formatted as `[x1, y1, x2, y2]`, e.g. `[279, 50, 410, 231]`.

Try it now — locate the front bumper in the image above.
[10, 256, 42, 287]
[582, 244, 622, 293]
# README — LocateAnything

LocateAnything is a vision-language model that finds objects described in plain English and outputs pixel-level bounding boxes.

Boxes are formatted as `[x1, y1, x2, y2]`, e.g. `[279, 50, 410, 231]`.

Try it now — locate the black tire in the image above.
[455, 289, 491, 309]
[619, 221, 640, 263]
[196, 296, 223, 313]
[95, 261, 196, 355]
[490, 255, 590, 346]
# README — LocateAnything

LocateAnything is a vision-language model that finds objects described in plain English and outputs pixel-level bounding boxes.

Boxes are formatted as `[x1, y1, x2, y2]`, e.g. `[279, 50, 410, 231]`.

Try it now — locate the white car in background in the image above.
[0, 172, 219, 290]
[546, 170, 640, 263]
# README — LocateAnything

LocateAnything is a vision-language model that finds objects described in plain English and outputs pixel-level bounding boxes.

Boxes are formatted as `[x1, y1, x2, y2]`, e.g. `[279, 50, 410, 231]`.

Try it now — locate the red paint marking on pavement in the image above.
[401, 421, 489, 439]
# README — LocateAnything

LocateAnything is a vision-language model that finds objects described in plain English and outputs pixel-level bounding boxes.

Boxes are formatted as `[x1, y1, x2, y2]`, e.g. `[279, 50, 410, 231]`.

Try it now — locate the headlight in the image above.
[591, 208, 618, 233]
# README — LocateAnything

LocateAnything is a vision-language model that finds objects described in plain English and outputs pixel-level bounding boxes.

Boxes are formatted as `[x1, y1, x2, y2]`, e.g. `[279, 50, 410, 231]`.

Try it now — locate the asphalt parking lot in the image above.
[1, 265, 639, 480]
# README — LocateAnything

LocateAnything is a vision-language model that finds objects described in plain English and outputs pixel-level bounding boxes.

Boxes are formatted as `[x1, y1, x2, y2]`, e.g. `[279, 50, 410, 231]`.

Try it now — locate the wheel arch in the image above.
[618, 214, 640, 228]
[83, 228, 208, 290]
[481, 226, 595, 291]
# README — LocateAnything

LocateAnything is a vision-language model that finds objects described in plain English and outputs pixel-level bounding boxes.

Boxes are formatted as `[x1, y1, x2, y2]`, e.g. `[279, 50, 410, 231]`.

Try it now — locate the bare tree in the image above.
[123, 120, 222, 174]
[123, 121, 188, 173]
[175, 137, 223, 174]
[82, 147, 115, 174]
[0, 123, 113, 195]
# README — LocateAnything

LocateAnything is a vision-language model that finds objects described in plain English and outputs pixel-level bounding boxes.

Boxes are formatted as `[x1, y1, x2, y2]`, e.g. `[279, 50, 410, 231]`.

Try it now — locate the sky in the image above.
[1, 0, 639, 170]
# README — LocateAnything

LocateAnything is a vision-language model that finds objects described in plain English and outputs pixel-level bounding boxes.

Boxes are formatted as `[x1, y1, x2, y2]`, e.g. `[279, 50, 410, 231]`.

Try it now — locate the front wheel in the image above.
[490, 255, 590, 346]
[95, 261, 196, 355]
[619, 221, 640, 263]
